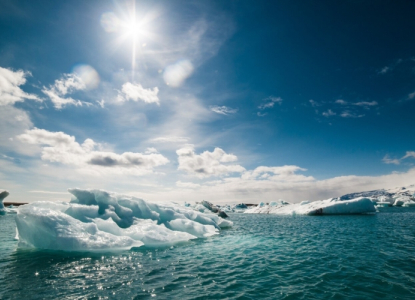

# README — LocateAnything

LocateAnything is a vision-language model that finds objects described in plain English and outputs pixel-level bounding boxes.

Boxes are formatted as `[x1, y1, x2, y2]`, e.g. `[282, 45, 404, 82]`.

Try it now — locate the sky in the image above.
[1, 0, 415, 204]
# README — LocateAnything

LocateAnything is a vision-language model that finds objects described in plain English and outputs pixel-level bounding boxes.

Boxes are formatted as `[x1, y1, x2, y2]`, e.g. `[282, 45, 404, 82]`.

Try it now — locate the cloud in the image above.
[241, 165, 314, 182]
[340, 111, 364, 118]
[0, 106, 37, 155]
[0, 66, 41, 105]
[42, 73, 86, 109]
[353, 101, 378, 107]
[163, 60, 194, 87]
[210, 105, 238, 115]
[309, 99, 322, 107]
[378, 66, 390, 74]
[402, 151, 415, 160]
[117, 82, 159, 105]
[407, 91, 415, 100]
[176, 181, 201, 189]
[382, 155, 400, 165]
[335, 99, 347, 105]
[257, 112, 267, 117]
[382, 151, 415, 165]
[17, 128, 169, 175]
[258, 96, 282, 110]
[176, 144, 245, 178]
[322, 109, 336, 117]
[152, 136, 189, 143]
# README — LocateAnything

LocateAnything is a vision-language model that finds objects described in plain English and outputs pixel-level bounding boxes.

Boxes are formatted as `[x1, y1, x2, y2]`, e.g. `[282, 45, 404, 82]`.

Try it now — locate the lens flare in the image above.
[72, 65, 100, 90]
[163, 60, 194, 87]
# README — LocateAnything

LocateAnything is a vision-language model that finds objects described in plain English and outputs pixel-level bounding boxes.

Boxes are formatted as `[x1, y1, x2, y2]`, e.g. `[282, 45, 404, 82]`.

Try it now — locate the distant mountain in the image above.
[339, 184, 415, 200]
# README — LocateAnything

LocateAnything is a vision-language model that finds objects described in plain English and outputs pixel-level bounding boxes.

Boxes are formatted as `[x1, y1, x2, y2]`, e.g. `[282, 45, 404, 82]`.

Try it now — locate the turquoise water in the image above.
[1, 209, 415, 299]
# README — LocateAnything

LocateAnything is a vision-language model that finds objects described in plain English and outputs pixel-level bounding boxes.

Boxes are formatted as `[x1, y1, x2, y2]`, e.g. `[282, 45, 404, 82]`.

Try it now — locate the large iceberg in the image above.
[0, 190, 9, 215]
[15, 189, 232, 252]
[245, 197, 376, 215]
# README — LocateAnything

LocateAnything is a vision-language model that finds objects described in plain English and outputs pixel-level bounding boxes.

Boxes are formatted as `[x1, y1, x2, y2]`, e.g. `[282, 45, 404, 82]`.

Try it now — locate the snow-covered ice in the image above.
[245, 197, 376, 215]
[15, 188, 232, 252]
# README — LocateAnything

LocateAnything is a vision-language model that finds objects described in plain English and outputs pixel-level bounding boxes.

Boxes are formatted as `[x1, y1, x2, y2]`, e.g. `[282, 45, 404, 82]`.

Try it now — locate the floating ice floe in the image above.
[15, 188, 232, 252]
[0, 190, 10, 215]
[244, 197, 376, 215]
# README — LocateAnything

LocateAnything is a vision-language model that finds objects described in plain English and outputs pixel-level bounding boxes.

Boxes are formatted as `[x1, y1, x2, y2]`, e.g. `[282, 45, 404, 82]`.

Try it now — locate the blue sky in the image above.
[1, 0, 415, 203]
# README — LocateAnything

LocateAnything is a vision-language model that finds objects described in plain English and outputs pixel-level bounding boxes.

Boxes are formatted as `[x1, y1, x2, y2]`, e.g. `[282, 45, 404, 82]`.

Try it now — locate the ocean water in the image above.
[1, 209, 415, 299]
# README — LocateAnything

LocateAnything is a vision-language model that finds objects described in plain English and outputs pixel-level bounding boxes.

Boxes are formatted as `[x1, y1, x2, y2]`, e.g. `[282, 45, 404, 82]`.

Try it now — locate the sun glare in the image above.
[100, 0, 155, 82]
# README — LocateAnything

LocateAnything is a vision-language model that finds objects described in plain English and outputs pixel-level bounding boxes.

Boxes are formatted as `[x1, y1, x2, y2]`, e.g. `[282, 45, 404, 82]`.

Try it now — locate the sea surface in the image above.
[1, 208, 415, 299]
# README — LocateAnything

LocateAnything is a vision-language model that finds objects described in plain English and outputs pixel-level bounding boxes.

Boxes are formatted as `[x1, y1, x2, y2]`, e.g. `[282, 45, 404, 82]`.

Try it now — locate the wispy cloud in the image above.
[0, 66, 41, 106]
[402, 151, 415, 160]
[210, 105, 238, 115]
[152, 136, 189, 143]
[407, 91, 415, 100]
[309, 99, 321, 107]
[117, 82, 159, 105]
[340, 111, 364, 118]
[382, 151, 415, 165]
[322, 109, 336, 117]
[382, 155, 400, 165]
[176, 144, 245, 178]
[42, 73, 86, 109]
[353, 101, 378, 107]
[258, 96, 282, 110]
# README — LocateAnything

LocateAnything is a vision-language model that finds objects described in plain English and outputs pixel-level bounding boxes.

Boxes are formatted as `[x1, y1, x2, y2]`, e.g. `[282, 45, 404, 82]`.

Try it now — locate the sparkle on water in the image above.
[1, 209, 415, 299]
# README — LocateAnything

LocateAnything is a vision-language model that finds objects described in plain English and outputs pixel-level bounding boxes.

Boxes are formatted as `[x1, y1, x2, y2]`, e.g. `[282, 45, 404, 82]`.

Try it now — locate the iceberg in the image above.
[15, 189, 232, 252]
[245, 197, 376, 215]
[0, 190, 10, 215]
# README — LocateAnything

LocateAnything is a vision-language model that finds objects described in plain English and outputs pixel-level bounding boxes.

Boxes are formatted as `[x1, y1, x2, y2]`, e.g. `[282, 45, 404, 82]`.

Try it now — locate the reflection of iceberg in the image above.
[0, 190, 10, 215]
[245, 197, 376, 215]
[15, 188, 232, 252]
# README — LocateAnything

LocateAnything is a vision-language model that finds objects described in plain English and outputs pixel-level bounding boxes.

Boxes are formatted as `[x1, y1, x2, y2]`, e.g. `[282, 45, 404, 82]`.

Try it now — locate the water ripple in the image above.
[1, 210, 415, 299]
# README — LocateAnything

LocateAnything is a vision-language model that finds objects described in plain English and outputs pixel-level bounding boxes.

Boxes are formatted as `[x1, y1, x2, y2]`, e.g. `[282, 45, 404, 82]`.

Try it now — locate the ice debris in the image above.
[15, 188, 232, 252]
[245, 197, 376, 215]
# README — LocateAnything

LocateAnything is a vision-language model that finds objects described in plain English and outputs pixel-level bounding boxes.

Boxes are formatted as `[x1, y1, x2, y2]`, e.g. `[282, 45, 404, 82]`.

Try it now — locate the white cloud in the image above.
[402, 151, 415, 160]
[42, 73, 86, 109]
[176, 145, 245, 178]
[340, 111, 364, 118]
[407, 91, 415, 100]
[258, 96, 282, 110]
[97, 99, 105, 108]
[0, 66, 41, 105]
[0, 106, 37, 155]
[322, 109, 336, 117]
[17, 128, 169, 175]
[241, 165, 314, 182]
[353, 101, 378, 107]
[176, 181, 201, 189]
[257, 112, 267, 117]
[163, 60, 194, 87]
[210, 105, 238, 115]
[381, 151, 415, 165]
[382, 155, 400, 165]
[335, 99, 347, 105]
[117, 82, 159, 105]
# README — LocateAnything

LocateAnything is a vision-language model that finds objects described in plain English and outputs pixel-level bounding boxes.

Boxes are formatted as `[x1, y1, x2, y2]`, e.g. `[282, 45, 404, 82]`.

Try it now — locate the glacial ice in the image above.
[0, 190, 9, 215]
[245, 197, 376, 215]
[15, 189, 232, 251]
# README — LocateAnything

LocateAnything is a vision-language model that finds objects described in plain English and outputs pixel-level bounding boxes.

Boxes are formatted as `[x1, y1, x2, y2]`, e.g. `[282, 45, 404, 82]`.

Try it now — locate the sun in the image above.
[100, 1, 156, 82]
